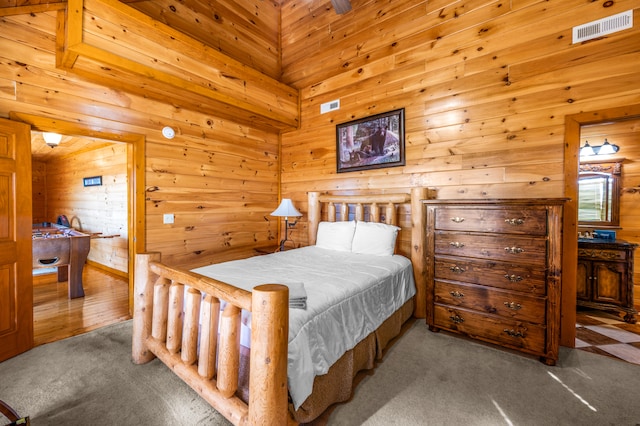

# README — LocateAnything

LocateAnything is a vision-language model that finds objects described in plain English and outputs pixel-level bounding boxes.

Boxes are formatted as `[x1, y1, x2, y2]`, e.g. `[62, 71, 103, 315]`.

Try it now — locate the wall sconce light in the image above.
[580, 139, 619, 157]
[270, 198, 302, 251]
[43, 132, 62, 148]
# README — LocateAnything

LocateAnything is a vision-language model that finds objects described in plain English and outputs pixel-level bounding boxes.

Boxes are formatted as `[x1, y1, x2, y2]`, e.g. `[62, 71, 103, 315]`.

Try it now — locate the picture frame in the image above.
[83, 176, 102, 187]
[336, 108, 405, 173]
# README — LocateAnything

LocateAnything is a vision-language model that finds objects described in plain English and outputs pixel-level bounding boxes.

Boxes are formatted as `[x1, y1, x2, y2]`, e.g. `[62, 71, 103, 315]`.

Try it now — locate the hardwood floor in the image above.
[33, 264, 130, 347]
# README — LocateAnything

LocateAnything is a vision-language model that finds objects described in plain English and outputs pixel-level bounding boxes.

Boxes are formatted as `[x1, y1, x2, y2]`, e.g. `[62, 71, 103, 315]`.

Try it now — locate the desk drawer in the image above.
[433, 304, 546, 353]
[435, 231, 547, 265]
[435, 207, 547, 235]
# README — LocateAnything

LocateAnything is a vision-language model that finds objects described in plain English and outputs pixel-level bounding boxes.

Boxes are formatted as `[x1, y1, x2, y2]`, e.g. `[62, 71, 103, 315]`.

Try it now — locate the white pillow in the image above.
[351, 221, 400, 256]
[315, 221, 356, 252]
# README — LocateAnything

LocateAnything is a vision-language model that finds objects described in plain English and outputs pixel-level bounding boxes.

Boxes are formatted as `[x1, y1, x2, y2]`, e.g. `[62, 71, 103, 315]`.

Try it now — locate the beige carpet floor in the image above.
[1, 319, 639, 425]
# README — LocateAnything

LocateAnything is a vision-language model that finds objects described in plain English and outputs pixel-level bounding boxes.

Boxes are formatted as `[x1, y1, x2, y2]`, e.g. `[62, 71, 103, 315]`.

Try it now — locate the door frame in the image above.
[9, 112, 145, 313]
[562, 103, 640, 347]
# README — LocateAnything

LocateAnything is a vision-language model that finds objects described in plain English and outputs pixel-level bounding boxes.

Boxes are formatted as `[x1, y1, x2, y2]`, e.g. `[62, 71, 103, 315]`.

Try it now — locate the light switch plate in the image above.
[163, 213, 174, 224]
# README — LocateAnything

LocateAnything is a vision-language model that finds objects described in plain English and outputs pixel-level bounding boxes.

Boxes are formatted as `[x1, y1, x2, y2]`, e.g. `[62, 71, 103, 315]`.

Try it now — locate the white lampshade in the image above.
[597, 139, 619, 155]
[43, 132, 62, 147]
[580, 141, 595, 157]
[271, 199, 302, 218]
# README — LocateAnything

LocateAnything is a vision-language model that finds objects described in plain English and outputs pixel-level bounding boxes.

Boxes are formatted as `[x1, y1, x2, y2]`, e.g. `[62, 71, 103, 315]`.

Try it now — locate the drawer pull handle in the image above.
[450, 241, 465, 248]
[451, 217, 465, 223]
[504, 274, 523, 282]
[505, 218, 524, 226]
[503, 328, 525, 338]
[504, 246, 525, 254]
[38, 257, 59, 265]
[449, 291, 464, 298]
[449, 315, 464, 324]
[504, 301, 522, 310]
[449, 266, 466, 273]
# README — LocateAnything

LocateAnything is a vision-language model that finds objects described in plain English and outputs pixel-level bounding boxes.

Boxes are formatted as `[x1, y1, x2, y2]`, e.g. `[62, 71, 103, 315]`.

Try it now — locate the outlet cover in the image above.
[163, 213, 174, 224]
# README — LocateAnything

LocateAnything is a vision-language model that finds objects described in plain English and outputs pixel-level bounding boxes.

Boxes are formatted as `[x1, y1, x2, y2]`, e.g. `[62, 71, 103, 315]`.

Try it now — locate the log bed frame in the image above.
[132, 188, 428, 425]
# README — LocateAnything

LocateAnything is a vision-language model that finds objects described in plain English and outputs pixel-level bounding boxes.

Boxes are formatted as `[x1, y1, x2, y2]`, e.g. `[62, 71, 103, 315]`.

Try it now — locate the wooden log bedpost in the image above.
[308, 191, 321, 246]
[248, 284, 289, 425]
[132, 252, 161, 364]
[411, 187, 428, 319]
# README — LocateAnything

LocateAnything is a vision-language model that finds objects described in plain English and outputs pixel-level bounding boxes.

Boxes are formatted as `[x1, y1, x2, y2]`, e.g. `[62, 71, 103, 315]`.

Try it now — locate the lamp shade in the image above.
[271, 198, 302, 218]
[597, 139, 619, 155]
[43, 132, 62, 147]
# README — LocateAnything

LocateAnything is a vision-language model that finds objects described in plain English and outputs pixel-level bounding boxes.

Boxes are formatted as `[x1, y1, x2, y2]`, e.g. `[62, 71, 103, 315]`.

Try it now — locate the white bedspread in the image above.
[191, 245, 416, 409]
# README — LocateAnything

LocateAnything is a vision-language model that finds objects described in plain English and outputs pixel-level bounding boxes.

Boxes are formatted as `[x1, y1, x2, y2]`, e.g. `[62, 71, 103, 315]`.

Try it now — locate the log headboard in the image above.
[306, 188, 427, 319]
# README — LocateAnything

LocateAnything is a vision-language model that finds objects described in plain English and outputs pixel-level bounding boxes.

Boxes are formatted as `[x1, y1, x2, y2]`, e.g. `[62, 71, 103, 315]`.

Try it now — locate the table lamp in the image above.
[271, 198, 302, 251]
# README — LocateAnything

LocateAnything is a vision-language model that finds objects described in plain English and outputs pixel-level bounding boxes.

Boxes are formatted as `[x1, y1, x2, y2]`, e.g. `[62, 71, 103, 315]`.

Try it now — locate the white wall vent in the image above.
[320, 99, 340, 114]
[573, 10, 633, 44]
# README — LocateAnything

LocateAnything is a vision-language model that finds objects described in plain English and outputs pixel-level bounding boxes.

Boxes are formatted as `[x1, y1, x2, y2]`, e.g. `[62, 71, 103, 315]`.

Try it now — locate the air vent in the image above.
[320, 99, 340, 114]
[573, 10, 633, 44]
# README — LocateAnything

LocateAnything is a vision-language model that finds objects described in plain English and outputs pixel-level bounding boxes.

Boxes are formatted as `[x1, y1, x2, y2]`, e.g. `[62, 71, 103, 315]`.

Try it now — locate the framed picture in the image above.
[336, 108, 405, 173]
[83, 176, 102, 187]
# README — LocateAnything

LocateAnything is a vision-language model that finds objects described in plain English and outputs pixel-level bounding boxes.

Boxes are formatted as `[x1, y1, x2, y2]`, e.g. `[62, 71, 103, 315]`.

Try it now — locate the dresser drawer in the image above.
[435, 207, 547, 236]
[434, 231, 547, 265]
[433, 304, 546, 354]
[434, 256, 547, 295]
[434, 280, 546, 324]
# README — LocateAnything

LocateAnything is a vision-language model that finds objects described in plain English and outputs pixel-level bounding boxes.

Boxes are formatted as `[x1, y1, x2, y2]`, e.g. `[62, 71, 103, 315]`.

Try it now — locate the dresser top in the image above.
[578, 238, 638, 249]
[421, 198, 568, 206]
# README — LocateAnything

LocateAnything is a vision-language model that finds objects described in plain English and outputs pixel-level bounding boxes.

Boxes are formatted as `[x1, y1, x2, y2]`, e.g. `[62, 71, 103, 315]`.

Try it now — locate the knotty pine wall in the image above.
[43, 143, 129, 274]
[278, 0, 640, 309]
[0, 4, 281, 270]
[32, 160, 47, 224]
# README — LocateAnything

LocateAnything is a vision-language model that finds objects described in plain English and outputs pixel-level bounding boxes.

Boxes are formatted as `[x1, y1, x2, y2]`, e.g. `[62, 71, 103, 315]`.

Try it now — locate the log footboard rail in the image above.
[132, 253, 290, 425]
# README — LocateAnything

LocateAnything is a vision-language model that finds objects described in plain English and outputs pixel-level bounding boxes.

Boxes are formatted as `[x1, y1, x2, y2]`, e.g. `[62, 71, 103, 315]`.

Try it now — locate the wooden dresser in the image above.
[423, 199, 565, 365]
[577, 239, 637, 323]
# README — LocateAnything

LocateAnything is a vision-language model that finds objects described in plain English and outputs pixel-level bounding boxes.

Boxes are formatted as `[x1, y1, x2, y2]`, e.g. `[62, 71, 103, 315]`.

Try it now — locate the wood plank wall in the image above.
[44, 143, 129, 274]
[0, 2, 282, 269]
[278, 0, 640, 280]
[32, 160, 47, 223]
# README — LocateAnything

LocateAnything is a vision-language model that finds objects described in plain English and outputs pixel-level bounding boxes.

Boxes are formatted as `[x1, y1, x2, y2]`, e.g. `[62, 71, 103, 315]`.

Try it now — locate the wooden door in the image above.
[592, 261, 625, 306]
[576, 259, 591, 301]
[0, 118, 33, 362]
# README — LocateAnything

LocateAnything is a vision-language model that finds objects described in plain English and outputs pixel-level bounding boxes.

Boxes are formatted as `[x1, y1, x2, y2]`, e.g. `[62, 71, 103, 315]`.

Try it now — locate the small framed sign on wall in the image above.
[336, 108, 405, 173]
[83, 176, 102, 187]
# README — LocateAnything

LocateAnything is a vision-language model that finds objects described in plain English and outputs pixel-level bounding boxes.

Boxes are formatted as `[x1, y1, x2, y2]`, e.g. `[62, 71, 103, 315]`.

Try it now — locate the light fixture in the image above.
[270, 198, 302, 251]
[43, 132, 62, 148]
[580, 139, 619, 157]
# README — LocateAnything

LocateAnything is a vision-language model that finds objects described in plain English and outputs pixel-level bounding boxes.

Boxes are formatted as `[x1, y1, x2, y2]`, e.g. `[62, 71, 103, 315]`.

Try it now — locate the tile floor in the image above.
[575, 307, 640, 365]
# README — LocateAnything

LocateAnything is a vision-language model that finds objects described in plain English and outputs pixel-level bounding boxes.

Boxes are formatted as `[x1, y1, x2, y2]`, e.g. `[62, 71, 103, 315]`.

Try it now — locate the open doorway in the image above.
[10, 111, 145, 346]
[31, 131, 131, 345]
[563, 104, 640, 354]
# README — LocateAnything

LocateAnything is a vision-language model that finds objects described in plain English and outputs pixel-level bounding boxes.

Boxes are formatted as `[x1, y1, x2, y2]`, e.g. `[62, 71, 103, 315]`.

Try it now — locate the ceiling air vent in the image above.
[573, 10, 633, 44]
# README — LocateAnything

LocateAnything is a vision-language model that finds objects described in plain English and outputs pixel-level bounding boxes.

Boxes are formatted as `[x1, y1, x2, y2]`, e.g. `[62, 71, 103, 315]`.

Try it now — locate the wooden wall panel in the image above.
[0, 7, 281, 271]
[31, 160, 46, 223]
[46, 143, 129, 274]
[279, 0, 640, 251]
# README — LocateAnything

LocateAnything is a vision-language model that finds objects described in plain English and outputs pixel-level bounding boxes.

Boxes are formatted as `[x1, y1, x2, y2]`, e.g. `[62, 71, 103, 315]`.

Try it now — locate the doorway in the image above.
[31, 131, 131, 344]
[562, 104, 640, 349]
[11, 112, 145, 343]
